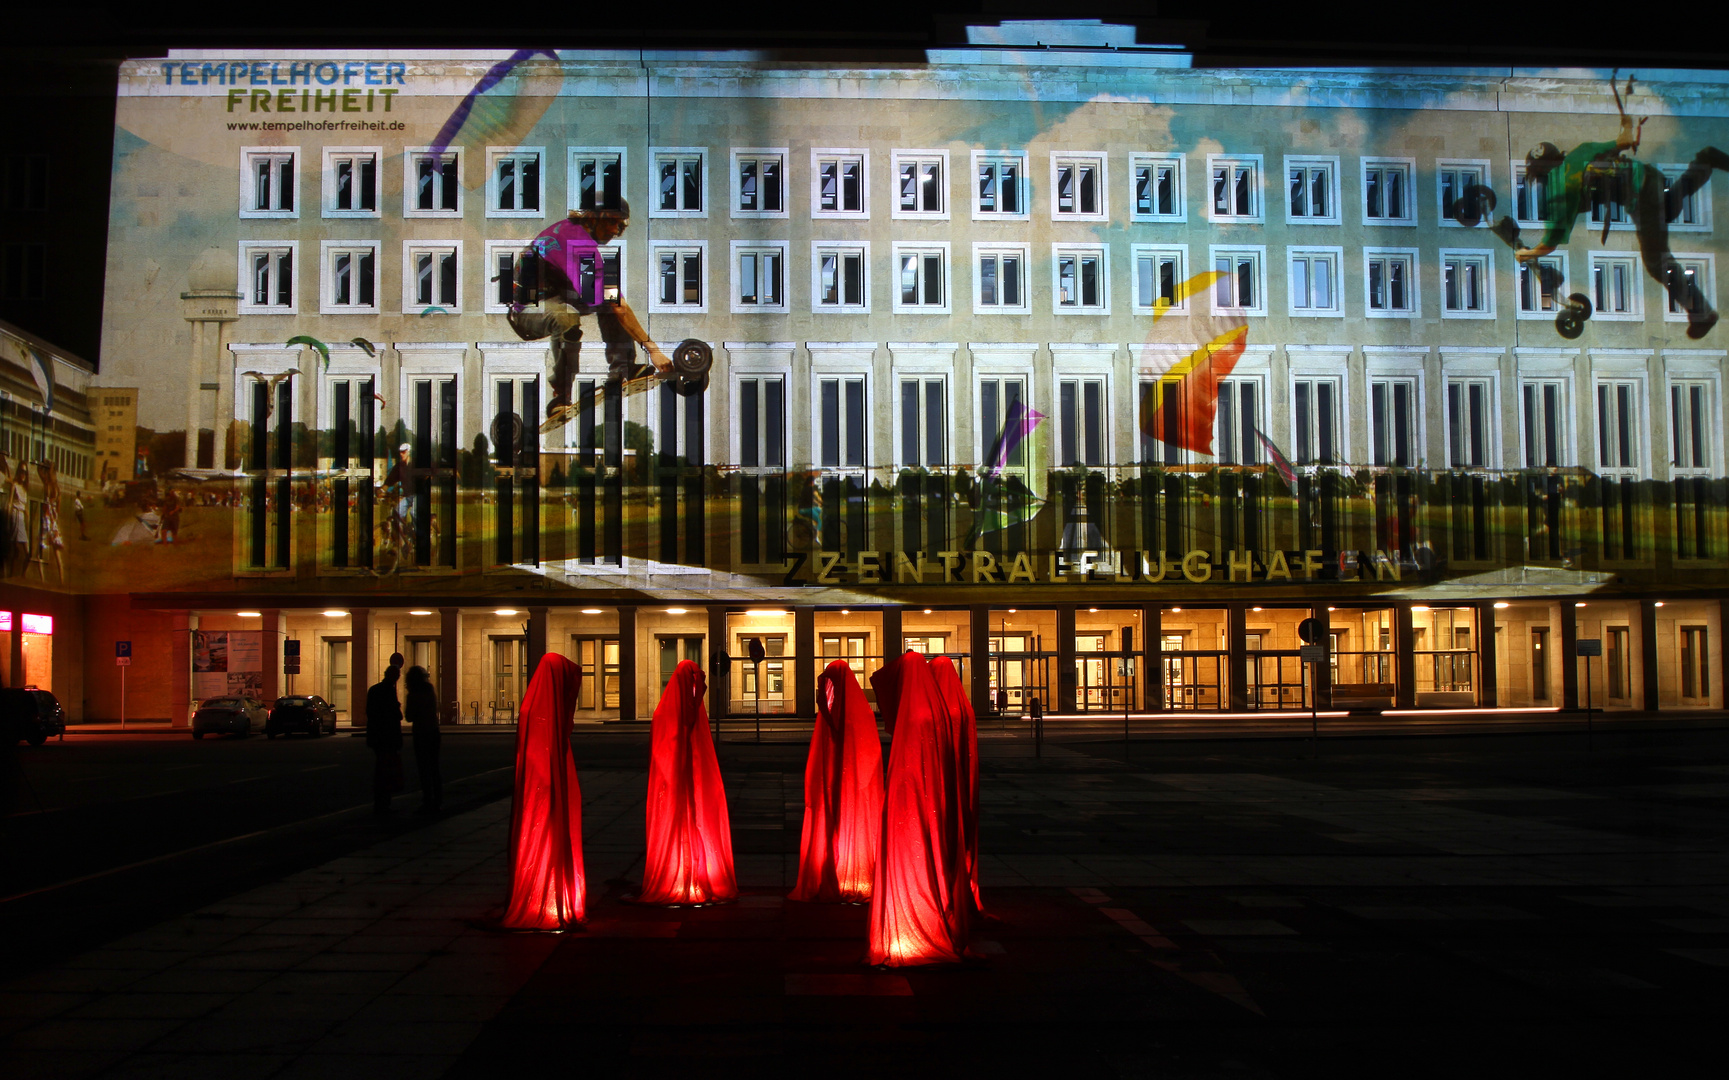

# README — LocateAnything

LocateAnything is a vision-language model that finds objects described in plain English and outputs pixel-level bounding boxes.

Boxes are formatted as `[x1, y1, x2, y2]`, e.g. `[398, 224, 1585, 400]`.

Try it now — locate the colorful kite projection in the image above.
[1137, 271, 1248, 457]
[429, 48, 561, 178]
[1255, 428, 1298, 489]
[968, 399, 1047, 544]
[348, 337, 377, 357]
[285, 335, 330, 371]
[790, 660, 884, 904]
[867, 651, 981, 966]
[638, 660, 738, 906]
[499, 653, 586, 930]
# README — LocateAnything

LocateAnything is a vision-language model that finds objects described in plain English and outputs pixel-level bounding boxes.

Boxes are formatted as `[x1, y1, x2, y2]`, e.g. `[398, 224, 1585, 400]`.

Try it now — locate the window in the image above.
[1517, 254, 1567, 315]
[1522, 380, 1567, 467]
[812, 242, 869, 313]
[1214, 380, 1261, 466]
[404, 242, 461, 313]
[978, 376, 1030, 469]
[1365, 249, 1419, 317]
[1438, 160, 1491, 227]
[240, 242, 296, 313]
[652, 149, 706, 216]
[1661, 164, 1712, 230]
[893, 151, 948, 218]
[1447, 378, 1493, 468]
[731, 241, 788, 313]
[240, 147, 296, 217]
[569, 148, 625, 212]
[323, 148, 378, 216]
[732, 149, 786, 217]
[1596, 380, 1641, 473]
[1591, 253, 1642, 318]
[1132, 245, 1187, 314]
[1059, 378, 1108, 467]
[1441, 250, 1494, 317]
[1292, 378, 1342, 465]
[1052, 153, 1107, 219]
[1370, 378, 1417, 467]
[1053, 245, 1108, 313]
[1671, 380, 1712, 471]
[650, 242, 706, 313]
[893, 243, 949, 314]
[487, 238, 620, 314]
[899, 377, 947, 468]
[737, 373, 788, 566]
[1285, 157, 1340, 224]
[1210, 247, 1265, 314]
[812, 149, 867, 217]
[0, 243, 45, 301]
[1666, 256, 1714, 320]
[487, 148, 543, 216]
[973, 152, 1027, 218]
[1288, 248, 1342, 315]
[1589, 168, 1633, 229]
[1513, 163, 1548, 227]
[324, 373, 377, 569]
[321, 241, 378, 314]
[974, 244, 1030, 314]
[738, 374, 787, 474]
[405, 148, 460, 216]
[819, 376, 868, 469]
[2, 154, 47, 211]
[1130, 153, 1184, 221]
[1363, 158, 1415, 225]
[1207, 155, 1261, 222]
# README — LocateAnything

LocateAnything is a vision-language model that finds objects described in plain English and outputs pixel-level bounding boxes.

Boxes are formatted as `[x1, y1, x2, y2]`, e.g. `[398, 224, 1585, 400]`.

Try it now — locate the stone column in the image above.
[260, 609, 283, 705]
[171, 611, 198, 727]
[707, 606, 728, 719]
[1640, 600, 1661, 712]
[882, 606, 903, 660]
[1056, 606, 1077, 713]
[180, 250, 240, 470]
[969, 605, 992, 719]
[1559, 603, 1579, 710]
[351, 608, 372, 727]
[618, 606, 637, 721]
[1477, 601, 1498, 709]
[1142, 605, 1162, 711]
[439, 608, 461, 724]
[526, 606, 548, 681]
[1395, 603, 1416, 709]
[794, 606, 816, 718]
[1227, 603, 1248, 711]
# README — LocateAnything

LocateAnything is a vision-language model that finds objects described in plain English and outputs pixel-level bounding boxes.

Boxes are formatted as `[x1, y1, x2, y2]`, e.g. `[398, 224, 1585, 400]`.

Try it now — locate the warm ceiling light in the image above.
[1252, 606, 1262, 612]
[924, 609, 932, 615]
[1008, 609, 1017, 614]
[236, 611, 261, 617]
[409, 610, 433, 616]
[1089, 608, 1098, 613]
[495, 609, 519, 616]
[1327, 607, 1336, 612]
[1412, 605, 1429, 612]
[1494, 602, 1510, 609]
[1171, 607, 1181, 613]
[1575, 602, 1587, 608]
[841, 609, 850, 615]
[1655, 601, 1665, 608]
[322, 610, 348, 617]
[667, 608, 688, 615]
[744, 609, 786, 617]
[581, 608, 602, 615]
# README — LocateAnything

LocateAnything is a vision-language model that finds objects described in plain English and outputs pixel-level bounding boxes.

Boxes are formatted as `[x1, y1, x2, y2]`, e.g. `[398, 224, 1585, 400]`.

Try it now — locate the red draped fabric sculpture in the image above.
[638, 660, 738, 905]
[867, 650, 981, 965]
[500, 653, 586, 930]
[790, 660, 884, 903]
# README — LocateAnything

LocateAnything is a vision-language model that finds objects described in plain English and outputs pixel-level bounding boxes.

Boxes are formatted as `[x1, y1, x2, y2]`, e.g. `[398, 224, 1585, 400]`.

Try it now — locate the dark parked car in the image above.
[191, 696, 268, 738]
[266, 695, 337, 738]
[2, 687, 67, 746]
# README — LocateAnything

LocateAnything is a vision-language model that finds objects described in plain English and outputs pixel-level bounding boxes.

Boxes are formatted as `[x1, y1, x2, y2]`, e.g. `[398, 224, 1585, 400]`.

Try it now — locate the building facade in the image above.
[32, 32, 1729, 724]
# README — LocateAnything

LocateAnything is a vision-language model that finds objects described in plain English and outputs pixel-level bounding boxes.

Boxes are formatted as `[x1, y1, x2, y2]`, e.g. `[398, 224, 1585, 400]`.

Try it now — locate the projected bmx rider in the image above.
[504, 199, 674, 418]
[1516, 74, 1728, 340]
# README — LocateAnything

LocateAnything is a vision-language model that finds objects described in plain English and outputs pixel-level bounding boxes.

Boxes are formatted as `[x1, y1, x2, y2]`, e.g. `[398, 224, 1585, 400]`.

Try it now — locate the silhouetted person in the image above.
[405, 665, 442, 813]
[365, 663, 404, 815]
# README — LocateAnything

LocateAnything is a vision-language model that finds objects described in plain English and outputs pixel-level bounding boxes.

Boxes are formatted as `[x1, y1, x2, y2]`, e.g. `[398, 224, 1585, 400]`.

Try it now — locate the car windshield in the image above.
[201, 698, 242, 708]
[277, 697, 310, 705]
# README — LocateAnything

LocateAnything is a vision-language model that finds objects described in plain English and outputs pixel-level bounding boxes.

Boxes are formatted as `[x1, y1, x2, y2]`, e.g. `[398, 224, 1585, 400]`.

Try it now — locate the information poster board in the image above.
[193, 630, 264, 699]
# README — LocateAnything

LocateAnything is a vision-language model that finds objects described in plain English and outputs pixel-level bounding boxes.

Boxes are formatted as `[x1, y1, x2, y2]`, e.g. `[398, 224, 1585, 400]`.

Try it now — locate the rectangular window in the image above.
[1053, 153, 1106, 219]
[326, 374, 376, 570]
[407, 149, 460, 216]
[1441, 250, 1494, 316]
[738, 375, 787, 469]
[1589, 168, 1633, 228]
[1288, 249, 1341, 315]
[1365, 249, 1418, 316]
[1591, 253, 1642, 317]
[812, 149, 867, 216]
[1292, 378, 1340, 465]
[324, 244, 377, 312]
[978, 376, 1030, 470]
[652, 244, 705, 312]
[975, 245, 1029, 313]
[893, 243, 949, 313]
[733, 150, 785, 216]
[974, 153, 1026, 217]
[1447, 378, 1493, 468]
[2, 154, 48, 212]
[488, 149, 542, 215]
[1672, 380, 1712, 471]
[1438, 160, 1491, 227]
[732, 242, 787, 312]
[893, 152, 947, 217]
[1513, 163, 1548, 226]
[1211, 248, 1264, 313]
[1133, 245, 1186, 314]
[1661, 165, 1711, 230]
[1285, 157, 1340, 224]
[406, 243, 460, 312]
[0, 243, 46, 301]
[1522, 380, 1566, 467]
[1666, 257, 1712, 318]
[652, 150, 706, 215]
[1059, 378, 1108, 467]
[241, 243, 295, 312]
[1131, 153, 1183, 221]
[899, 378, 947, 468]
[1370, 378, 1416, 467]
[1208, 156, 1261, 221]
[819, 377, 868, 469]
[813, 242, 869, 312]
[1518, 254, 1567, 314]
[1214, 380, 1261, 466]
[1596, 380, 1640, 473]
[570, 149, 624, 212]
[324, 148, 378, 216]
[1363, 159, 1415, 224]
[241, 148, 296, 216]
[1054, 246, 1107, 312]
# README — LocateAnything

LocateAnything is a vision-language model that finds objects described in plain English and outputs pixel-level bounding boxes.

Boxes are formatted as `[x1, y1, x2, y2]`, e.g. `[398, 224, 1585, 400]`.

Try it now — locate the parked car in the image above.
[2, 687, 67, 746]
[191, 696, 269, 738]
[266, 695, 337, 738]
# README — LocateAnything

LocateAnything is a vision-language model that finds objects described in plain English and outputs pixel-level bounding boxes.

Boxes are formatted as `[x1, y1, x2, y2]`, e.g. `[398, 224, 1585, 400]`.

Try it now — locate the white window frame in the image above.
[1364, 247, 1420, 319]
[1665, 253, 1716, 323]
[1593, 374, 1649, 477]
[239, 146, 298, 219]
[1440, 248, 1496, 319]
[1208, 245, 1266, 316]
[1660, 163, 1714, 232]
[1445, 373, 1501, 470]
[971, 349, 1037, 468]
[1516, 252, 1570, 319]
[1213, 372, 1270, 467]
[1589, 252, 1644, 321]
[970, 150, 1029, 221]
[730, 147, 789, 219]
[1666, 371, 1721, 475]
[891, 150, 950, 220]
[1283, 155, 1342, 226]
[648, 239, 709, 314]
[483, 237, 624, 316]
[567, 146, 627, 213]
[811, 241, 871, 314]
[1519, 375, 1574, 468]
[1287, 246, 1344, 317]
[321, 146, 381, 219]
[1055, 370, 1113, 468]
[972, 243, 1032, 315]
[810, 148, 869, 218]
[812, 371, 872, 473]
[728, 353, 793, 472]
[890, 360, 954, 471]
[320, 240, 381, 315]
[238, 240, 298, 314]
[485, 146, 545, 218]
[1131, 244, 1190, 316]
[1205, 153, 1263, 224]
[1288, 369, 1348, 466]
[401, 239, 463, 314]
[1361, 157, 1417, 226]
[1365, 359, 1425, 469]
[1437, 158, 1493, 228]
[730, 240, 791, 314]
[891, 241, 951, 315]
[1129, 152, 1185, 223]
[403, 146, 462, 218]
[649, 146, 708, 218]
[1051, 243, 1110, 315]
[1511, 161, 1549, 231]
[1050, 152, 1108, 222]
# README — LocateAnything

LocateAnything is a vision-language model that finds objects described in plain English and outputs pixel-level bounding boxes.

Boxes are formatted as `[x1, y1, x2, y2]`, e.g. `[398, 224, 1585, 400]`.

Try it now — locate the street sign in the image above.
[284, 638, 301, 675]
[116, 656, 131, 667]
[1299, 644, 1327, 663]
[1297, 618, 1322, 645]
[115, 640, 131, 658]
[1576, 638, 1603, 657]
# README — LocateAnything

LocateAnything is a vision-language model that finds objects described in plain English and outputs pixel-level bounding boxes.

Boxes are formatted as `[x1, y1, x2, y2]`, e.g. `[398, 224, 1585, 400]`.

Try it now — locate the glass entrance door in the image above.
[658, 635, 704, 696]
[491, 636, 527, 721]
[573, 637, 621, 712]
[406, 637, 439, 685]
[326, 638, 350, 716]
[1681, 626, 1710, 702]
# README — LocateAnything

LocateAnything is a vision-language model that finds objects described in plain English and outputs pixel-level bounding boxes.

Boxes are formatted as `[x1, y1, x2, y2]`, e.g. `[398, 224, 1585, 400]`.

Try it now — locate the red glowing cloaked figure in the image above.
[499, 653, 586, 930]
[638, 660, 738, 905]
[789, 660, 884, 903]
[866, 651, 982, 966]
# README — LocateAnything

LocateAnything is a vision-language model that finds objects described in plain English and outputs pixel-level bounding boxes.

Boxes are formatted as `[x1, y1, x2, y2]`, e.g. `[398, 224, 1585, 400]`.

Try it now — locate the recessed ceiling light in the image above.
[745, 609, 786, 617]
[1575, 602, 1587, 608]
[1412, 605, 1429, 612]
[409, 610, 432, 616]
[1007, 609, 1016, 614]
[1089, 608, 1098, 613]
[1654, 601, 1665, 608]
[1327, 606, 1336, 612]
[322, 610, 348, 617]
[1252, 606, 1262, 612]
[581, 608, 602, 615]
[667, 608, 688, 615]
[236, 611, 261, 617]
[1494, 602, 1510, 609]
[841, 609, 850, 615]
[1171, 607, 1181, 613]
[924, 609, 932, 614]
[495, 609, 519, 616]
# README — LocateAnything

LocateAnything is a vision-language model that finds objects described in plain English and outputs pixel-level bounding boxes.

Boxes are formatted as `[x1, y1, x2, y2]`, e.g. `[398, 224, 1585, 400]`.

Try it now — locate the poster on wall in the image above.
[193, 631, 264, 699]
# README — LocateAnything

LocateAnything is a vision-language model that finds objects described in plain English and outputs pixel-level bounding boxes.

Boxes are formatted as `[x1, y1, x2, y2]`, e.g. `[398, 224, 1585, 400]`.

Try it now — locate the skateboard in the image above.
[539, 338, 713, 433]
[1487, 214, 1594, 339]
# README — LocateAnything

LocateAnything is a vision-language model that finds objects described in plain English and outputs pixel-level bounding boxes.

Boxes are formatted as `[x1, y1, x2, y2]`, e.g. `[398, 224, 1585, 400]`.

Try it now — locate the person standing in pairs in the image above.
[499, 653, 586, 930]
[867, 650, 976, 966]
[638, 660, 737, 905]
[790, 660, 884, 903]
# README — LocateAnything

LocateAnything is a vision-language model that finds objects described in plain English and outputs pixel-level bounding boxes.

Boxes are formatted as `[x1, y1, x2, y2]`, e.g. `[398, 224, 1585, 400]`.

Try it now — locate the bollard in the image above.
[1030, 696, 1044, 758]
